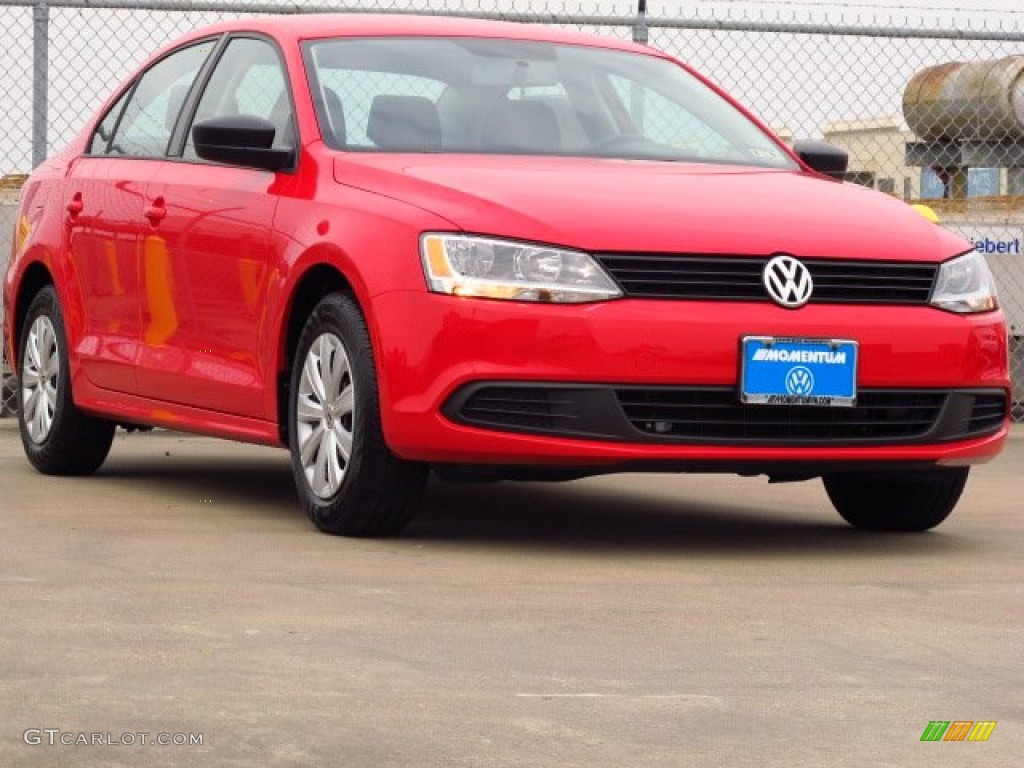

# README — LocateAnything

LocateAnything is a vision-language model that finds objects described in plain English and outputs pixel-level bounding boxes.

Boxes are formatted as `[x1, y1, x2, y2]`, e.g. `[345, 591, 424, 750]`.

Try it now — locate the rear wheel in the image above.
[17, 286, 115, 475]
[287, 292, 427, 536]
[823, 468, 969, 532]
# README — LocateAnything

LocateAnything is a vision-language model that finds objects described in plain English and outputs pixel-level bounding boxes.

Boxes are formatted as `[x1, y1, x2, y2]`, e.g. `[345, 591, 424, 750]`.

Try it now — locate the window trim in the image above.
[86, 84, 134, 156]
[302, 40, 339, 150]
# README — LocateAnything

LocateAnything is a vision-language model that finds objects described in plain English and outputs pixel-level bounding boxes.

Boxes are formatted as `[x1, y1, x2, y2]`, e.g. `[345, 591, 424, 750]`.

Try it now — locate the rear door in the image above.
[64, 41, 215, 393]
[135, 36, 293, 417]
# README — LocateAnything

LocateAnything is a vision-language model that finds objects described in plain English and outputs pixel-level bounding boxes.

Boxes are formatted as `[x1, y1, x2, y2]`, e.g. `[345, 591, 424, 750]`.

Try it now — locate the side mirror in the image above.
[792, 140, 848, 180]
[192, 115, 293, 172]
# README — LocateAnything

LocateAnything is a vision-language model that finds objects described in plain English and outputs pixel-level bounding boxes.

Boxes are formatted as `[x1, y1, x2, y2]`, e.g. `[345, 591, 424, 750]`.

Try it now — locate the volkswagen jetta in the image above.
[3, 15, 1010, 535]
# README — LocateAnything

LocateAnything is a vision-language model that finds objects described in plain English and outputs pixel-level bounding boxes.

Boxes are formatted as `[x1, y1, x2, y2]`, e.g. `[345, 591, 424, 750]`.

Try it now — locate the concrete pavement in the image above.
[1, 419, 1021, 767]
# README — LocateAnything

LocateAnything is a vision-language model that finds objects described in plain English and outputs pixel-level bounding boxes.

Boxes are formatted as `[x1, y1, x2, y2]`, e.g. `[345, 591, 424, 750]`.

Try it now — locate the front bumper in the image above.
[370, 291, 1011, 467]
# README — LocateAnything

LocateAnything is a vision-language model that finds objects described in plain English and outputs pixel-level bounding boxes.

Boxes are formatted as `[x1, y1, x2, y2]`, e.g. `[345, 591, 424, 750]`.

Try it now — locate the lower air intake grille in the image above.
[967, 393, 1009, 435]
[449, 384, 1007, 446]
[617, 387, 1007, 442]
[458, 386, 568, 431]
[617, 388, 947, 441]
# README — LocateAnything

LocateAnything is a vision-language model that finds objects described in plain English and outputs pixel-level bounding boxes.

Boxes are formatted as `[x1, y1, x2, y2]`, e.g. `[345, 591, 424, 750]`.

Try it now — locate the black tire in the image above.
[17, 286, 115, 475]
[823, 467, 969, 532]
[287, 292, 427, 536]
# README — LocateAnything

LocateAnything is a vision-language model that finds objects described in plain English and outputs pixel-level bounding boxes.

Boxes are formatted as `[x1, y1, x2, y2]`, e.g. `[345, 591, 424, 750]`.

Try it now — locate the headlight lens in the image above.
[930, 250, 999, 314]
[420, 234, 622, 303]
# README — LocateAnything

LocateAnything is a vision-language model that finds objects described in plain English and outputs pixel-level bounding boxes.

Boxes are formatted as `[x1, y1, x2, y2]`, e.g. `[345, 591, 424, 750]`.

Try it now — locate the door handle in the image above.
[66, 193, 83, 218]
[143, 198, 166, 224]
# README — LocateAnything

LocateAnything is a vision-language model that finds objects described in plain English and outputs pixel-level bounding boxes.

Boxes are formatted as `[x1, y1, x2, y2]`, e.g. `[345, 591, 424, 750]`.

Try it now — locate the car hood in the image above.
[334, 155, 967, 260]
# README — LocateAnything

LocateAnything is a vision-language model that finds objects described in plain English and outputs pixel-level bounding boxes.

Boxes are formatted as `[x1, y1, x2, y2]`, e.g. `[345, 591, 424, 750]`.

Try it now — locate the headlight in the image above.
[930, 250, 999, 314]
[420, 234, 621, 303]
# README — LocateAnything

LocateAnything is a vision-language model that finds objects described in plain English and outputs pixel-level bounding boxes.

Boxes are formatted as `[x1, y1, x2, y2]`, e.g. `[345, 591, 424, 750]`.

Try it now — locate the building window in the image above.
[920, 168, 945, 199]
[920, 167, 1001, 198]
[968, 168, 999, 197]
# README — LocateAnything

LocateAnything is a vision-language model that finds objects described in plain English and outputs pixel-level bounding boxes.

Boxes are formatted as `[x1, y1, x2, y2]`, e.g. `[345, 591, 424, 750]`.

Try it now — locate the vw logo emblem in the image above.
[785, 366, 815, 396]
[763, 254, 813, 308]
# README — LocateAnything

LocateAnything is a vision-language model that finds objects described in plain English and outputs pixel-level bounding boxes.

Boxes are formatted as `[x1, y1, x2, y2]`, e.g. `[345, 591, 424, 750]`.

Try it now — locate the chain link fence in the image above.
[1, 0, 1023, 420]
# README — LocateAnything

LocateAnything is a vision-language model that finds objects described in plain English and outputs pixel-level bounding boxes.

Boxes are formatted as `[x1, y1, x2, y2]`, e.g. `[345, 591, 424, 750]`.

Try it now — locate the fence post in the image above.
[32, 0, 50, 168]
[633, 0, 649, 45]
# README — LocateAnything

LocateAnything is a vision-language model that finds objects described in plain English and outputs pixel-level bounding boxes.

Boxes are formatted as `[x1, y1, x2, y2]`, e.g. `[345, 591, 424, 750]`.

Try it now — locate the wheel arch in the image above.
[10, 261, 56, 373]
[275, 259, 362, 446]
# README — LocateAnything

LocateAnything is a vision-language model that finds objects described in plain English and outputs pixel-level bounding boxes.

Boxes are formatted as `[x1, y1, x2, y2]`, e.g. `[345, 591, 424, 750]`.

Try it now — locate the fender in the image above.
[265, 180, 458, 426]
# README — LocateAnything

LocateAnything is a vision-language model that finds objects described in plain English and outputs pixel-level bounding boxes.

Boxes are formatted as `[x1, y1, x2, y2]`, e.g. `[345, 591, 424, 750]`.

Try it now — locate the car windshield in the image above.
[303, 36, 796, 168]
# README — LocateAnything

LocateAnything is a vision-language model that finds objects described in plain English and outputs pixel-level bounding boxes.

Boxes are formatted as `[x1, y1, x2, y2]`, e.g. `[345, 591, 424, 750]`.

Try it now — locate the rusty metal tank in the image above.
[902, 56, 1024, 142]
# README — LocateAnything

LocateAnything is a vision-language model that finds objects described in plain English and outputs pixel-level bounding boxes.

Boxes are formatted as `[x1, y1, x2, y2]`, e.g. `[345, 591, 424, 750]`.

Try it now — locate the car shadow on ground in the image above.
[64, 439, 977, 557]
[94, 451, 300, 523]
[407, 477, 974, 557]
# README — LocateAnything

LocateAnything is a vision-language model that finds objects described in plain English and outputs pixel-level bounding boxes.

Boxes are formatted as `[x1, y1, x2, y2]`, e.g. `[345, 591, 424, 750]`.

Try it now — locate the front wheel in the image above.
[287, 292, 427, 536]
[17, 286, 115, 475]
[823, 467, 969, 532]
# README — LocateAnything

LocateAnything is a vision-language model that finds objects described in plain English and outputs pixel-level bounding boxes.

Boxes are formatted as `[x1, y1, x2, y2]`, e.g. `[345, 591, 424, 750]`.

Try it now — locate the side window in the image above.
[88, 88, 132, 155]
[184, 37, 293, 160]
[106, 42, 213, 158]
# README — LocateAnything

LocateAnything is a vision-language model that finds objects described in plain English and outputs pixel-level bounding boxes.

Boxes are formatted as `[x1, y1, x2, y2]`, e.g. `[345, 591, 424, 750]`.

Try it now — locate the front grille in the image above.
[617, 388, 947, 441]
[594, 254, 938, 305]
[447, 383, 1007, 446]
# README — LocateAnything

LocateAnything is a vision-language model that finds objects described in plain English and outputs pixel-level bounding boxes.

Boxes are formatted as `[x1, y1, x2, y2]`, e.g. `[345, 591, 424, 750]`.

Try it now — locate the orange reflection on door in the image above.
[142, 234, 178, 347]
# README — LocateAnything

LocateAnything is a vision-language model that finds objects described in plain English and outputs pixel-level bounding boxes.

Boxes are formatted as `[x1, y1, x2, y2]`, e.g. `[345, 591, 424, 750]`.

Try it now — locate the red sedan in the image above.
[3, 15, 1010, 535]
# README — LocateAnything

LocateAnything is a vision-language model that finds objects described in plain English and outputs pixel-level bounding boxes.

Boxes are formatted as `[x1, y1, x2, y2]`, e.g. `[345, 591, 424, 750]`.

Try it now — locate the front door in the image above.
[134, 36, 294, 418]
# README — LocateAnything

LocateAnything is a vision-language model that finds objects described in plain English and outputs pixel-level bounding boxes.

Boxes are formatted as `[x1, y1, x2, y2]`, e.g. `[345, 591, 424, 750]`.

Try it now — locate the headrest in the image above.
[322, 86, 347, 146]
[367, 95, 441, 152]
[481, 100, 561, 154]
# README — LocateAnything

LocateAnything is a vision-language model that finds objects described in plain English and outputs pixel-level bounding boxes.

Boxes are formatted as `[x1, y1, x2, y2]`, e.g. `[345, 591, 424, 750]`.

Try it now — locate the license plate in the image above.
[740, 336, 857, 406]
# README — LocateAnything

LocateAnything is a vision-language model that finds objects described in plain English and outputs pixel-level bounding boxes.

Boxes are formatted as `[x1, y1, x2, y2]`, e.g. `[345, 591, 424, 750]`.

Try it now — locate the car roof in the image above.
[159, 13, 658, 57]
